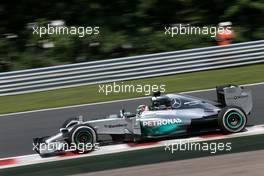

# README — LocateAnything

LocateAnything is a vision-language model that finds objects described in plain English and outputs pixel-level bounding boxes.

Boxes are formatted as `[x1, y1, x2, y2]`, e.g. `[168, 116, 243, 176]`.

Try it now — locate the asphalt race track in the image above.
[73, 149, 264, 176]
[0, 84, 263, 158]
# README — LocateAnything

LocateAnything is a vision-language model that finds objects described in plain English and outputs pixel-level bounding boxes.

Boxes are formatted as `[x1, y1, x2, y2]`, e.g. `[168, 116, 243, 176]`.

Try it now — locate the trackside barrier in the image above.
[0, 40, 263, 96]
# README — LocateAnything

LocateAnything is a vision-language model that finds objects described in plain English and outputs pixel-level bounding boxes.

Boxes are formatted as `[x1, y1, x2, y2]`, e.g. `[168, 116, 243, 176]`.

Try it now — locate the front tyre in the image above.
[69, 125, 97, 152]
[218, 106, 247, 133]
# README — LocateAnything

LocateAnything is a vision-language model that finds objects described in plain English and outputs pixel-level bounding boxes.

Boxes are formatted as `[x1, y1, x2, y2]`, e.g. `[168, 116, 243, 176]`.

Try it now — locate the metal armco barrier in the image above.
[0, 40, 263, 96]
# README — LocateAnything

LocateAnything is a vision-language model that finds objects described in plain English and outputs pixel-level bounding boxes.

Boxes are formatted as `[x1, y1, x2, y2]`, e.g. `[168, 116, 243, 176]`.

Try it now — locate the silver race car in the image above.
[33, 85, 252, 156]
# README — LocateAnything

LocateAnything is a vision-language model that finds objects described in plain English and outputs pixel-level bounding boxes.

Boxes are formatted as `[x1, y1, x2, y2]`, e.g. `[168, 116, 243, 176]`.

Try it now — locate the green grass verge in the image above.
[0, 64, 264, 114]
[1, 134, 264, 176]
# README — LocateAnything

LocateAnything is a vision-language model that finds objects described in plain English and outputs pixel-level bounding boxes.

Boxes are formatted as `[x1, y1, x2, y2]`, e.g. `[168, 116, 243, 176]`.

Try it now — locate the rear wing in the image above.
[216, 85, 253, 115]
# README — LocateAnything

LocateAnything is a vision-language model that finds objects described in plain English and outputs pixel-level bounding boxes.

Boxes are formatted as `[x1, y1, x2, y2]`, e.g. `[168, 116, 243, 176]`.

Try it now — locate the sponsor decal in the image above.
[227, 94, 248, 100]
[142, 118, 182, 127]
[104, 124, 127, 128]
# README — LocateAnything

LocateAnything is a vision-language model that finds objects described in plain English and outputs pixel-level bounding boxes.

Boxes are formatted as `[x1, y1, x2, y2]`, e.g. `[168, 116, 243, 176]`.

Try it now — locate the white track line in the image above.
[0, 82, 263, 117]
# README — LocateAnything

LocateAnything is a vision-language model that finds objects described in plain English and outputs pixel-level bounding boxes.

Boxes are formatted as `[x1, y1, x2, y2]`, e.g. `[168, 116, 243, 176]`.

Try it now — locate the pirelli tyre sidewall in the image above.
[218, 106, 247, 133]
[69, 125, 97, 152]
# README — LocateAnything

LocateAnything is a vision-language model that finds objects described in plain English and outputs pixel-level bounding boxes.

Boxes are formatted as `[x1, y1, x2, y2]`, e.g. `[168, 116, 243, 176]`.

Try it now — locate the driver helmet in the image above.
[136, 104, 149, 114]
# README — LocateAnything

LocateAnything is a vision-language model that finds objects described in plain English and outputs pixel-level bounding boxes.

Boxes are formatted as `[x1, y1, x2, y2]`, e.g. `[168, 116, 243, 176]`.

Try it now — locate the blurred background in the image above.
[0, 0, 263, 72]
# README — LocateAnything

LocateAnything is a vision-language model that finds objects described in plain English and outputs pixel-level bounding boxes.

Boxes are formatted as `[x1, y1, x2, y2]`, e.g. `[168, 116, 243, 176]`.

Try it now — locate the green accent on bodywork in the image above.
[225, 112, 243, 129]
[141, 123, 183, 136]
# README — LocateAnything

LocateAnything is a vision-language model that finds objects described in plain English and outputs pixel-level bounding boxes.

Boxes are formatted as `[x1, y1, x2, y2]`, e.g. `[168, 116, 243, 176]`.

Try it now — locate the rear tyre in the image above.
[69, 125, 97, 152]
[218, 106, 247, 133]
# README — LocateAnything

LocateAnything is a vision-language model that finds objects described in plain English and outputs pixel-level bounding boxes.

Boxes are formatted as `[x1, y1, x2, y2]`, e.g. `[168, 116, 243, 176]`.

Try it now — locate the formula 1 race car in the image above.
[33, 85, 252, 156]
